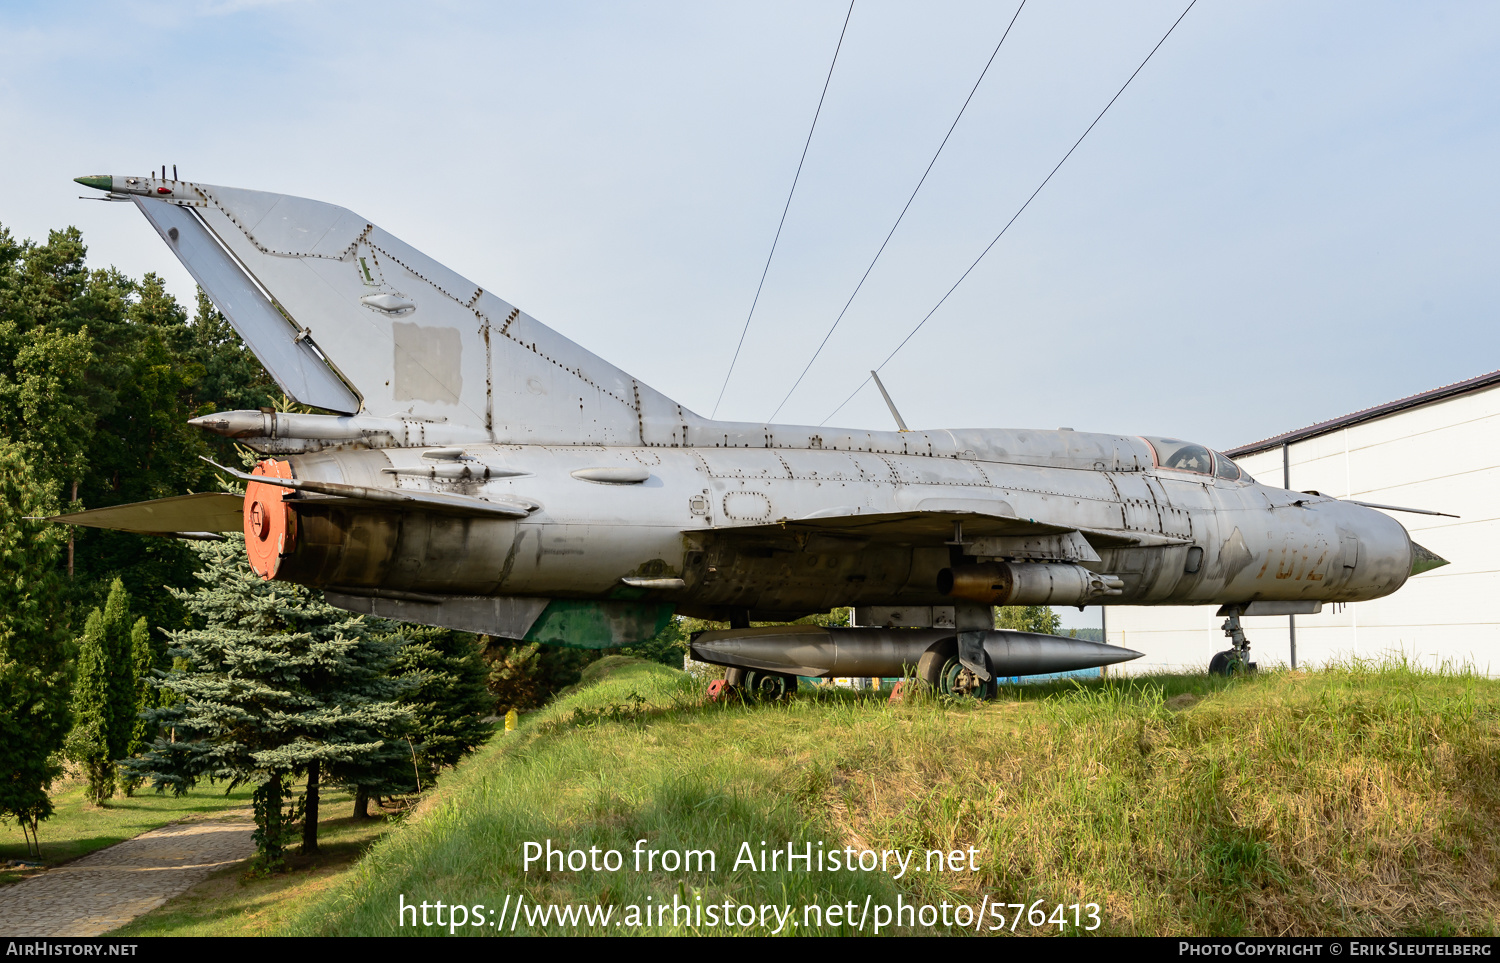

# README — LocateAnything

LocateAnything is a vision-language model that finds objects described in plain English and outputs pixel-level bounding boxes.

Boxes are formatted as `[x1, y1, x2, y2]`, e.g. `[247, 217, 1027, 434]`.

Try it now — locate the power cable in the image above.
[768, 1, 1027, 422]
[711, 1, 855, 419]
[820, 0, 1198, 427]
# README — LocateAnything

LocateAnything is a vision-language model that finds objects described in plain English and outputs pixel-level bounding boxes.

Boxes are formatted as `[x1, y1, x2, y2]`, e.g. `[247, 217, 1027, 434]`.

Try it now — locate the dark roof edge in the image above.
[1227, 369, 1500, 458]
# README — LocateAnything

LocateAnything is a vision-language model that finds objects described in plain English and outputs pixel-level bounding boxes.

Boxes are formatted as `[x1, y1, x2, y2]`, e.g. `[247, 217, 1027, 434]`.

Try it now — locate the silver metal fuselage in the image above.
[277, 428, 1414, 617]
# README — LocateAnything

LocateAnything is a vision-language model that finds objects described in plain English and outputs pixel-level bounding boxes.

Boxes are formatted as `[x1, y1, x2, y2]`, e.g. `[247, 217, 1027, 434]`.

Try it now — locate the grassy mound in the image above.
[575, 654, 656, 687]
[279, 658, 1500, 936]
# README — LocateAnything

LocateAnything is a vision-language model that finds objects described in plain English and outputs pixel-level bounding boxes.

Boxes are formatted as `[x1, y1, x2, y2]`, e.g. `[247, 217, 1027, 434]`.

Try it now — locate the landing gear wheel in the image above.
[1208, 650, 1255, 677]
[917, 642, 993, 699]
[742, 670, 797, 701]
[1211, 611, 1258, 677]
[938, 656, 990, 698]
[917, 646, 950, 691]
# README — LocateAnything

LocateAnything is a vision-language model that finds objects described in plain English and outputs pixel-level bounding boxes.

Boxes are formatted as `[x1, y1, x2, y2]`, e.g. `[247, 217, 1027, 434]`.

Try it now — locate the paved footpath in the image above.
[0, 814, 255, 936]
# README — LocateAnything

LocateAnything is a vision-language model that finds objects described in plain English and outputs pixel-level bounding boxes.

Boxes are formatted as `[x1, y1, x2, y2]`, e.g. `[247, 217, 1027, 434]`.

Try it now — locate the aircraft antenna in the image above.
[710, 1, 854, 420]
[870, 370, 909, 431]
[820, 0, 1199, 427]
[766, 1, 1028, 423]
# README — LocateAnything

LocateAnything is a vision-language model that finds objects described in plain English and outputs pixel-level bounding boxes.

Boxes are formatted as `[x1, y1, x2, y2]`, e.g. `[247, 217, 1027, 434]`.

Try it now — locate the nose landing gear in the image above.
[1210, 610, 1258, 677]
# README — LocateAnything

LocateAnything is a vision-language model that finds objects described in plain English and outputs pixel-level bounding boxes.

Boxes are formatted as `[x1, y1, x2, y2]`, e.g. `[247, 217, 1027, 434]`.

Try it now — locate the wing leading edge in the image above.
[46, 492, 245, 537]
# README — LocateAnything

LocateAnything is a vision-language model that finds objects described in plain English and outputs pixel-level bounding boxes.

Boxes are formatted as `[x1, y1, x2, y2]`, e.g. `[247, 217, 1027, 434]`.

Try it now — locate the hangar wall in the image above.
[1105, 375, 1500, 675]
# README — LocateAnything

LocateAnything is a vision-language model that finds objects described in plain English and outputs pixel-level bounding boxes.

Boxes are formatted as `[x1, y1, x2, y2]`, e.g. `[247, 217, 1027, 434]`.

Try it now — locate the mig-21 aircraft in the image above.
[56, 173, 1449, 698]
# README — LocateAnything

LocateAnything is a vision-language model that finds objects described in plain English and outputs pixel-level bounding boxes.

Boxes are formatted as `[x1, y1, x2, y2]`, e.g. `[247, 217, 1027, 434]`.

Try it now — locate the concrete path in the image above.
[0, 814, 255, 936]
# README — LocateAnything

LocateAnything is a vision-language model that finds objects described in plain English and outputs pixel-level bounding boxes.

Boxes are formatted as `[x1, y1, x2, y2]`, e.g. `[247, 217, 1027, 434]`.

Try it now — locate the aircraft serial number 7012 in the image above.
[58, 173, 1448, 698]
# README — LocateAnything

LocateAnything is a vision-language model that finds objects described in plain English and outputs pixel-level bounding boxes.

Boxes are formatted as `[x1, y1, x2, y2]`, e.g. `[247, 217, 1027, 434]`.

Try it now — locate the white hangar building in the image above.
[1105, 370, 1500, 675]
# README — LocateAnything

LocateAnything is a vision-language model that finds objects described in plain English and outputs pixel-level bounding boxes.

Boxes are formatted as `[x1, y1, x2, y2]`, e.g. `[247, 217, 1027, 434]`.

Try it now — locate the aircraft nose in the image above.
[1409, 541, 1449, 576]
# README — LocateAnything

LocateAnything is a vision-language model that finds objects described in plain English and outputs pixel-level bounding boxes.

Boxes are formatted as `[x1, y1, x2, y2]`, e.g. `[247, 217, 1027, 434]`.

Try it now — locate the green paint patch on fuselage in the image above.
[522, 599, 674, 649]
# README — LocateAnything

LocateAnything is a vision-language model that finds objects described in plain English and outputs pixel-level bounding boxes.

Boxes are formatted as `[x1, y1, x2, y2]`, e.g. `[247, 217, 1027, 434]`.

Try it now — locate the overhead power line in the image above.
[710, 1, 855, 419]
[767, 1, 1028, 423]
[821, 0, 1199, 427]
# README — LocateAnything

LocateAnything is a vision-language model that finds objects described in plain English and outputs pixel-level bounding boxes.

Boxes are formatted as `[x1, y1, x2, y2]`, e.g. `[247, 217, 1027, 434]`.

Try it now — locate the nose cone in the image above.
[1409, 541, 1449, 576]
[74, 175, 113, 191]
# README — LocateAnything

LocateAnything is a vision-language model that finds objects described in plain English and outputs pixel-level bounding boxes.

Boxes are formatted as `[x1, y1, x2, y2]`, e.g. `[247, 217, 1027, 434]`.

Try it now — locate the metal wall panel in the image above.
[1109, 383, 1500, 674]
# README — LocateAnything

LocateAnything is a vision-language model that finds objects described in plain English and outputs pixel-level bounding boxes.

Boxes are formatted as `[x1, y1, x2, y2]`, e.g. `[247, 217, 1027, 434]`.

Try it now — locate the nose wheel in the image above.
[1211, 611, 1258, 677]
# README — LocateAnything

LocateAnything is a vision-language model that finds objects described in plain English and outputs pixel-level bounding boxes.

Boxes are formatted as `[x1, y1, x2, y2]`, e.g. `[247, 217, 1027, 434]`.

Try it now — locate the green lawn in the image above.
[1, 778, 254, 886]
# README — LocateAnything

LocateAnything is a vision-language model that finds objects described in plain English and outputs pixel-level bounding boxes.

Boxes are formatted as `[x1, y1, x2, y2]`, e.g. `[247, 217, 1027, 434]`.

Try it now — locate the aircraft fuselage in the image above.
[270, 432, 1414, 621]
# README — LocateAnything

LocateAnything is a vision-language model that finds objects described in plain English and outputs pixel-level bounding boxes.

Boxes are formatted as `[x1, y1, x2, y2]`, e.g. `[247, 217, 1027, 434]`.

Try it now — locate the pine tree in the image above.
[0, 443, 70, 856]
[481, 637, 599, 714]
[617, 616, 689, 669]
[126, 535, 412, 865]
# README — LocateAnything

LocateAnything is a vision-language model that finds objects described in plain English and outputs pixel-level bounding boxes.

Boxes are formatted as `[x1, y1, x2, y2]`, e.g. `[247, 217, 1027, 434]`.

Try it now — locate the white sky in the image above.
[3, 1, 1497, 451]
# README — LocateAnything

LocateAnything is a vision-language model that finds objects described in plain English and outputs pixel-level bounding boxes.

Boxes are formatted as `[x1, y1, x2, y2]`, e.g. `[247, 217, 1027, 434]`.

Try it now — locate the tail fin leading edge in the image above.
[133, 196, 363, 414]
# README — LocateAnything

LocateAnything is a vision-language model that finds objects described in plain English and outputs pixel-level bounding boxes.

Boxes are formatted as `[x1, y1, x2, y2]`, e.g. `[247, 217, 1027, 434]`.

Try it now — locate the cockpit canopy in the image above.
[1143, 437, 1253, 483]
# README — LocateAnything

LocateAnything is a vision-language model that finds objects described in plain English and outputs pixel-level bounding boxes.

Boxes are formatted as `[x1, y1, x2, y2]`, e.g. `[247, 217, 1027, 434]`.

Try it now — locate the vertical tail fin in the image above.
[100, 174, 700, 445]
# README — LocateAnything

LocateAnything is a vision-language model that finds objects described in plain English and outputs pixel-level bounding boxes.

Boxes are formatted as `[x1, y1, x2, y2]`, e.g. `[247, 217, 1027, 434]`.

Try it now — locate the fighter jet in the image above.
[58, 174, 1448, 697]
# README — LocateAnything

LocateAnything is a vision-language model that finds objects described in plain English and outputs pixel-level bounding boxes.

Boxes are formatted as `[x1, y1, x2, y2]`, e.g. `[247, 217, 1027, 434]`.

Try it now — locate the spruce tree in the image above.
[337, 626, 493, 818]
[127, 535, 412, 864]
[0, 444, 70, 856]
[394, 627, 492, 779]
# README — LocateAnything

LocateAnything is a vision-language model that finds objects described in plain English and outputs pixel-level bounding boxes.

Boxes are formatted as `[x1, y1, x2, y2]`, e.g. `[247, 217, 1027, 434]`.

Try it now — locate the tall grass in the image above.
[282, 657, 1500, 936]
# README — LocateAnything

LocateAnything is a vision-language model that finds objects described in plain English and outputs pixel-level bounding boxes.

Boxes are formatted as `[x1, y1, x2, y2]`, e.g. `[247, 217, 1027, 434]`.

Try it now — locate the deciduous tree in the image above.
[0, 444, 70, 855]
[995, 605, 1062, 635]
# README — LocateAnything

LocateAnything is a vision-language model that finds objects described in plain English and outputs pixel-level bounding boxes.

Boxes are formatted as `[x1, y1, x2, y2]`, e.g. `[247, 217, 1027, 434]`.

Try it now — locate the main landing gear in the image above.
[915, 640, 998, 700]
[711, 666, 798, 702]
[1209, 610, 1258, 677]
[941, 603, 999, 700]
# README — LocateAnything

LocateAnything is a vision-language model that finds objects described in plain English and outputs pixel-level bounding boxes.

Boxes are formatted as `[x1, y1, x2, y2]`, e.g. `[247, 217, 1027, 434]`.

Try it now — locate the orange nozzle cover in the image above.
[244, 459, 296, 580]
